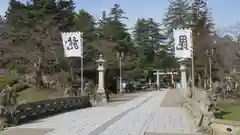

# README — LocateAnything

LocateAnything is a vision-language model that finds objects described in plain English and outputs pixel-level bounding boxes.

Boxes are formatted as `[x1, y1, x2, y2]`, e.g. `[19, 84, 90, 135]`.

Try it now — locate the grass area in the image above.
[16, 88, 64, 104]
[0, 70, 64, 104]
[217, 101, 240, 121]
[16, 88, 48, 103]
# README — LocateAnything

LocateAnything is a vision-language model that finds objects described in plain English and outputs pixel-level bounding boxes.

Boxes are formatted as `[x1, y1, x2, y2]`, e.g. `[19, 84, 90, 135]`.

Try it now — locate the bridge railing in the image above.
[9, 96, 91, 125]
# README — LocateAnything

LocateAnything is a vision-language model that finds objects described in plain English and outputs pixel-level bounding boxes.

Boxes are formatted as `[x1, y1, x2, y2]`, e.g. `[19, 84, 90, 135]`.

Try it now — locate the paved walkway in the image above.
[98, 91, 149, 107]
[0, 90, 204, 135]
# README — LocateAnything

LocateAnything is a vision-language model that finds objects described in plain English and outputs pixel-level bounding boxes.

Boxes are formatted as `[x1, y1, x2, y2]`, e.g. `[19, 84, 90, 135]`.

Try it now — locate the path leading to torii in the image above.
[1, 90, 204, 135]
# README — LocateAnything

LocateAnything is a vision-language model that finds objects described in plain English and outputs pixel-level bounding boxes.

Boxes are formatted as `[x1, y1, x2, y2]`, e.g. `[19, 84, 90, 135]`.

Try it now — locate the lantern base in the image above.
[96, 91, 107, 104]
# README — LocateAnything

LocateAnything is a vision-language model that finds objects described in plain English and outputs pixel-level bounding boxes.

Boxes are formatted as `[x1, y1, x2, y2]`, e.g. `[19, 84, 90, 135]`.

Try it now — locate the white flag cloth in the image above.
[61, 32, 83, 58]
[173, 28, 193, 59]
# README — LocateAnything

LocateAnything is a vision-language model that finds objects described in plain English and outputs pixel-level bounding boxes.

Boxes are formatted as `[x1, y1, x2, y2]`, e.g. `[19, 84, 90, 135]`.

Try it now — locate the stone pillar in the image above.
[96, 55, 107, 103]
[153, 70, 160, 90]
[156, 71, 160, 89]
[180, 63, 190, 97]
[148, 79, 152, 88]
[98, 68, 104, 92]
[171, 72, 174, 85]
[170, 71, 178, 88]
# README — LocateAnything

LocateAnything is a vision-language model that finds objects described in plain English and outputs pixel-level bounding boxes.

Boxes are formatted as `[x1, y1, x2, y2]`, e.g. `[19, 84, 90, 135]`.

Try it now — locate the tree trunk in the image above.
[36, 68, 43, 90]
[35, 43, 44, 90]
[66, 59, 74, 81]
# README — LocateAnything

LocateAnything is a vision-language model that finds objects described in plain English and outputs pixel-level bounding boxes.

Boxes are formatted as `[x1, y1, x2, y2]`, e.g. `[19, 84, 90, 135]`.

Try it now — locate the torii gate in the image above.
[153, 69, 178, 89]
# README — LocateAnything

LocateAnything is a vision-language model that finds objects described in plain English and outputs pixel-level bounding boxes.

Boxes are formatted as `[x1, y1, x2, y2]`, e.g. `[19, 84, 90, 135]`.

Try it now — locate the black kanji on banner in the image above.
[176, 35, 188, 50]
[66, 36, 79, 50]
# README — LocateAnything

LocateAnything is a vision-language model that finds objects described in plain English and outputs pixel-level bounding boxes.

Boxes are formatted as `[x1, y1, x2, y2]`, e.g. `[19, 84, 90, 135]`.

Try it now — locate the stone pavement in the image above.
[0, 90, 204, 135]
[98, 91, 166, 135]
[145, 90, 194, 134]
[98, 91, 148, 107]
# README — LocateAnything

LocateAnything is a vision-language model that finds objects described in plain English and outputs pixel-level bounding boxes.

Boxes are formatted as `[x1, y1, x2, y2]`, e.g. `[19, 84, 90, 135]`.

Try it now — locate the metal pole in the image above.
[80, 33, 84, 96]
[204, 63, 207, 89]
[191, 50, 195, 98]
[81, 57, 84, 95]
[156, 70, 160, 90]
[209, 52, 212, 91]
[119, 57, 122, 93]
[144, 70, 146, 81]
[171, 72, 174, 88]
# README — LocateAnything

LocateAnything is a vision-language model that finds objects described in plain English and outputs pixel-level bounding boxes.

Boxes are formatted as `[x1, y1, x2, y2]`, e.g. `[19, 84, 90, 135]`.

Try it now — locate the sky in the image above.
[1, 0, 240, 30]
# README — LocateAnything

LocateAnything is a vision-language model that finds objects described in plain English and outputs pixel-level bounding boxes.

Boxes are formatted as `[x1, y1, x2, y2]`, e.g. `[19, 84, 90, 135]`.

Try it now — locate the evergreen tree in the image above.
[97, 11, 108, 39]
[5, 0, 76, 89]
[133, 18, 169, 69]
[163, 0, 192, 64]
[104, 4, 129, 42]
[98, 4, 133, 53]
[56, 0, 75, 31]
[191, 0, 214, 40]
[74, 9, 98, 68]
[5, 0, 31, 44]
[74, 9, 96, 41]
[191, 0, 215, 71]
[96, 4, 138, 79]
[163, 0, 214, 70]
[163, 0, 192, 35]
[133, 18, 148, 46]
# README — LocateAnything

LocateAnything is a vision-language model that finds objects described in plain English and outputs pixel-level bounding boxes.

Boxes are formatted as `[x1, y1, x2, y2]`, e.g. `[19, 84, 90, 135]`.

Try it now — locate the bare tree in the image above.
[218, 22, 240, 42]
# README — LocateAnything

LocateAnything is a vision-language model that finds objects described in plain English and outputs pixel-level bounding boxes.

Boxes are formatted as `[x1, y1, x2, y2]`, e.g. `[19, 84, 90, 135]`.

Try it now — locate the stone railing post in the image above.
[180, 63, 191, 98]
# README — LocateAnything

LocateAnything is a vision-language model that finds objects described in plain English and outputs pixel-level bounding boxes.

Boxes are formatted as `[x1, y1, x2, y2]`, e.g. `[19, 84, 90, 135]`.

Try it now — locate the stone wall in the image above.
[183, 88, 240, 135]
[210, 119, 240, 135]
[184, 88, 214, 129]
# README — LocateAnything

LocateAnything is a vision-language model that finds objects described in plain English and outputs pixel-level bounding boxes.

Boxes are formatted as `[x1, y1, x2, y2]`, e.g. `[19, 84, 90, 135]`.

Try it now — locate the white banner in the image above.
[173, 28, 193, 59]
[61, 32, 83, 58]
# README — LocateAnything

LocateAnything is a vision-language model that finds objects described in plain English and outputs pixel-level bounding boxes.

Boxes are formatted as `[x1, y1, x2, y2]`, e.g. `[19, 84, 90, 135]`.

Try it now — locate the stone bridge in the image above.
[0, 89, 205, 135]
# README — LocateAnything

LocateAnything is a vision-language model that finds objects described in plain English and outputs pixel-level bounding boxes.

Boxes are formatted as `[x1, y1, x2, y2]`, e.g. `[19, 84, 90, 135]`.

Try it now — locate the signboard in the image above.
[61, 32, 83, 57]
[173, 28, 193, 58]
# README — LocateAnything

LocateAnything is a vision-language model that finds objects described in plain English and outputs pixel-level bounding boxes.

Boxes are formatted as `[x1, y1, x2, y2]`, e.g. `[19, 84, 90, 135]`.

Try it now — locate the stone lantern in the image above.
[96, 54, 106, 103]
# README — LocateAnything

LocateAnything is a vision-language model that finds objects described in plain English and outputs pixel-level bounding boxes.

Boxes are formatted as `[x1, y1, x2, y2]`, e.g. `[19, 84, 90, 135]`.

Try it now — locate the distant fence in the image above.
[8, 96, 91, 125]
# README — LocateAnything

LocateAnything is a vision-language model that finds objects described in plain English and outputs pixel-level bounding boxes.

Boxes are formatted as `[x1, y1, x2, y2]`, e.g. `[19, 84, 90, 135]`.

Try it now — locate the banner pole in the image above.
[80, 32, 84, 96]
